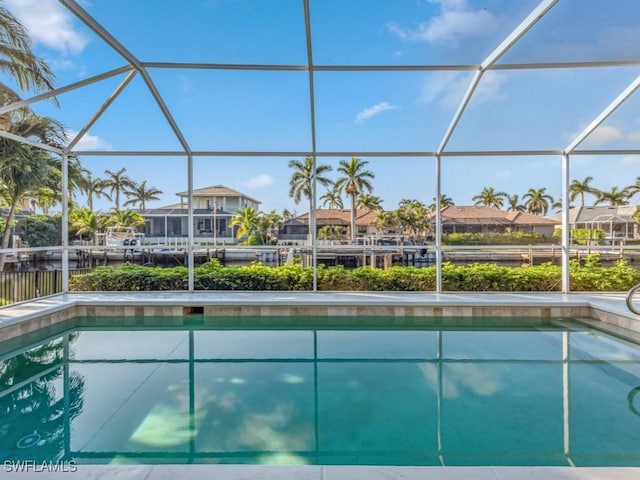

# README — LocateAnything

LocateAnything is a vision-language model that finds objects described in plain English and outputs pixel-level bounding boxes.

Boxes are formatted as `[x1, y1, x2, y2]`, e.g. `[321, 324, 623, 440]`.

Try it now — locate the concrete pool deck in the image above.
[1, 291, 640, 479]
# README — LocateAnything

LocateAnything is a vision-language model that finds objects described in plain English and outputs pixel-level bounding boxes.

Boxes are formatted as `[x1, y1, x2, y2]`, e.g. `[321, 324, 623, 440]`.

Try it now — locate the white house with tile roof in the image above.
[139, 185, 261, 244]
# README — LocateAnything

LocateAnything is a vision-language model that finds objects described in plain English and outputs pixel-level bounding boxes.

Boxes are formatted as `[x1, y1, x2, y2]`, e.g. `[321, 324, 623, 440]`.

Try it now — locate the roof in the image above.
[175, 185, 261, 205]
[437, 206, 559, 226]
[552, 206, 637, 224]
[291, 209, 379, 226]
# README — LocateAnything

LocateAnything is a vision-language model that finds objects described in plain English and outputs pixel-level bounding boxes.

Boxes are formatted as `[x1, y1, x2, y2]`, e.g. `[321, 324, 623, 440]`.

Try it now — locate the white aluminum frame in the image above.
[1, 0, 639, 294]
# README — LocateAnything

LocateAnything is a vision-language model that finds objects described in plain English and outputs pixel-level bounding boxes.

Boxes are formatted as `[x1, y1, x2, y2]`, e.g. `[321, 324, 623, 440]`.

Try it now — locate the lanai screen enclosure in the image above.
[0, 0, 640, 293]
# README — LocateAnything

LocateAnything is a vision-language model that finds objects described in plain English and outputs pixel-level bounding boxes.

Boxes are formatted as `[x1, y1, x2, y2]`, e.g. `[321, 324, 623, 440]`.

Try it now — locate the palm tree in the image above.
[430, 194, 454, 210]
[69, 207, 107, 240]
[103, 167, 135, 210]
[506, 194, 525, 212]
[106, 208, 145, 228]
[123, 180, 163, 210]
[334, 157, 375, 241]
[595, 186, 629, 206]
[289, 156, 333, 207]
[0, 113, 65, 270]
[397, 199, 430, 241]
[472, 187, 507, 209]
[230, 206, 262, 242]
[0, 4, 56, 116]
[79, 170, 111, 212]
[357, 193, 383, 211]
[319, 187, 343, 209]
[523, 187, 554, 215]
[625, 176, 640, 202]
[569, 176, 596, 206]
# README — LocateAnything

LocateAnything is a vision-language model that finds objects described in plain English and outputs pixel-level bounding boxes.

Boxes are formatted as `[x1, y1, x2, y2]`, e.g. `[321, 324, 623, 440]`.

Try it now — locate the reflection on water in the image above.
[1, 324, 640, 466]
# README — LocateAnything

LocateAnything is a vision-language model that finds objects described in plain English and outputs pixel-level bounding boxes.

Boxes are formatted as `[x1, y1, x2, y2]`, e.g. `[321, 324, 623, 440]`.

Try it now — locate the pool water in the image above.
[2, 319, 640, 466]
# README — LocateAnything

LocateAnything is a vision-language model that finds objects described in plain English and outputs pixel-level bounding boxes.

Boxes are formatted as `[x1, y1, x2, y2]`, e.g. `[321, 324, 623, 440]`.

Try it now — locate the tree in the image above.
[103, 167, 135, 210]
[20, 214, 61, 248]
[569, 176, 596, 206]
[595, 186, 629, 206]
[334, 157, 375, 241]
[318, 225, 347, 241]
[472, 187, 507, 209]
[69, 207, 107, 240]
[0, 113, 65, 270]
[319, 187, 343, 209]
[79, 170, 111, 212]
[505, 194, 525, 212]
[397, 199, 430, 241]
[288, 156, 333, 221]
[230, 206, 263, 242]
[123, 180, 163, 210]
[430, 194, 454, 210]
[357, 193, 383, 211]
[523, 187, 554, 215]
[0, 4, 56, 120]
[106, 208, 145, 228]
[625, 176, 640, 202]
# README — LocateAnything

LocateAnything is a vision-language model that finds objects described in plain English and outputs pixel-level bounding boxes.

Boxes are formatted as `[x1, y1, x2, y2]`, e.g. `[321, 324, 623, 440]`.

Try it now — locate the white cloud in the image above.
[420, 71, 506, 109]
[244, 174, 274, 188]
[5, 0, 88, 54]
[68, 130, 112, 151]
[355, 102, 397, 124]
[387, 0, 498, 44]
[620, 155, 640, 167]
[583, 125, 625, 147]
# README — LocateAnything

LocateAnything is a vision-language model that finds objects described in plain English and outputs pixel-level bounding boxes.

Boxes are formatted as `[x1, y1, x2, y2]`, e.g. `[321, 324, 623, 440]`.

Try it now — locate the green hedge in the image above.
[442, 231, 550, 245]
[68, 257, 640, 292]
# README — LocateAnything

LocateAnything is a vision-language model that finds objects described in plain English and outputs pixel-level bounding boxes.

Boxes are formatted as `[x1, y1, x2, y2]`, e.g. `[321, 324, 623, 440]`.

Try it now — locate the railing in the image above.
[626, 284, 640, 316]
[0, 269, 92, 305]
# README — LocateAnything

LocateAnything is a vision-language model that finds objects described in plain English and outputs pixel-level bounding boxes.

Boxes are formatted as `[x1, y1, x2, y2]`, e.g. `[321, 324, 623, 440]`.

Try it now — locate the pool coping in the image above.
[1, 291, 640, 479]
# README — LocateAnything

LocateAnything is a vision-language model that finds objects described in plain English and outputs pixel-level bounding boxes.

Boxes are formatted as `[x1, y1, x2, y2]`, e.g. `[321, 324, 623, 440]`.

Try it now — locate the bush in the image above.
[69, 257, 640, 293]
[442, 231, 549, 245]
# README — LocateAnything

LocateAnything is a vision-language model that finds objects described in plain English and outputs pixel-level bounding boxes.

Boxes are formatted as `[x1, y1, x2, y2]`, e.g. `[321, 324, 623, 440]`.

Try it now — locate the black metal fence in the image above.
[0, 269, 92, 305]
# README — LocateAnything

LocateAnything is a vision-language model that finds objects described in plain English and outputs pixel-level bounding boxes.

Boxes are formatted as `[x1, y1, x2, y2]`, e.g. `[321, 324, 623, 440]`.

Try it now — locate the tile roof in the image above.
[293, 209, 379, 226]
[436, 206, 559, 225]
[175, 184, 261, 204]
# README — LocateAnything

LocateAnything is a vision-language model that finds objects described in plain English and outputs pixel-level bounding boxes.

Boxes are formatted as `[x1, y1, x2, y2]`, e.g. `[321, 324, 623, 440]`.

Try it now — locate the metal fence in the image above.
[0, 269, 92, 305]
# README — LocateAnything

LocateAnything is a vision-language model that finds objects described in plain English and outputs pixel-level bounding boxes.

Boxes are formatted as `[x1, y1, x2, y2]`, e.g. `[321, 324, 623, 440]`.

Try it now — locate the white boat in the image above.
[97, 226, 145, 249]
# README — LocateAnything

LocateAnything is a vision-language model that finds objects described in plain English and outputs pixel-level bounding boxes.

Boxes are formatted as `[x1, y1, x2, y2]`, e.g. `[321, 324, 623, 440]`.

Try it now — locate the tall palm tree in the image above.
[357, 193, 383, 211]
[79, 170, 111, 212]
[230, 206, 262, 241]
[523, 187, 554, 215]
[103, 167, 135, 210]
[334, 157, 375, 241]
[569, 176, 596, 206]
[288, 156, 333, 221]
[0, 4, 56, 116]
[472, 187, 507, 209]
[319, 187, 343, 209]
[595, 186, 629, 206]
[506, 194, 525, 212]
[123, 180, 162, 210]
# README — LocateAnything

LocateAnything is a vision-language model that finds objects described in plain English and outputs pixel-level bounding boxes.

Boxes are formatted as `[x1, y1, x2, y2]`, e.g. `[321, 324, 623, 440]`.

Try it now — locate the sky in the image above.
[4, 0, 640, 214]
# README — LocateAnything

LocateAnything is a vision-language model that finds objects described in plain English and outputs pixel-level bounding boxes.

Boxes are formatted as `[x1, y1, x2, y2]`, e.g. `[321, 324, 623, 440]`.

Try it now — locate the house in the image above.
[140, 185, 261, 243]
[552, 205, 639, 240]
[279, 209, 379, 244]
[434, 206, 560, 237]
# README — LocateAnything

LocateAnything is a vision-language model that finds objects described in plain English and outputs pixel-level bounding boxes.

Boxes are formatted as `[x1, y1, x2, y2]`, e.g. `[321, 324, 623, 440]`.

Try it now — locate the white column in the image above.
[561, 154, 570, 293]
[61, 153, 69, 292]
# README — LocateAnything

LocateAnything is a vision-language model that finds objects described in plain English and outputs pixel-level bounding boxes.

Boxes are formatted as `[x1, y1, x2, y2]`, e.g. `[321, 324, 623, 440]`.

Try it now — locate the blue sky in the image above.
[5, 0, 640, 213]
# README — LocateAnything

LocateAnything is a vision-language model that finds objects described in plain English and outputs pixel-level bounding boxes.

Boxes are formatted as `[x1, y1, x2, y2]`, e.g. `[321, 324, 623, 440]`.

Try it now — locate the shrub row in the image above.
[68, 257, 640, 292]
[442, 231, 550, 245]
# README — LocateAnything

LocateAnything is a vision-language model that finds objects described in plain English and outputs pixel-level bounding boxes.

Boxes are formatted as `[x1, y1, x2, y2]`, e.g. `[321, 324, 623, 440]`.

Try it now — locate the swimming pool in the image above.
[2, 318, 640, 467]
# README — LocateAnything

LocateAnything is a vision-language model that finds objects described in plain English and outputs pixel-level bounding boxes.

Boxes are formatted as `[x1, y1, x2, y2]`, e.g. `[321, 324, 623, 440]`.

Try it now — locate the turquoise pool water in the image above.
[2, 319, 640, 466]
